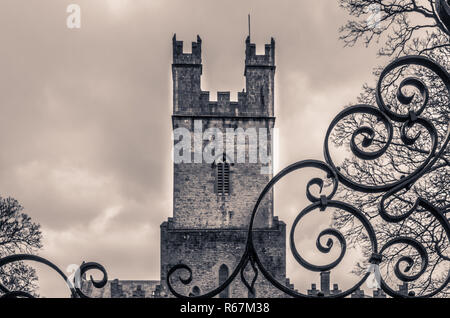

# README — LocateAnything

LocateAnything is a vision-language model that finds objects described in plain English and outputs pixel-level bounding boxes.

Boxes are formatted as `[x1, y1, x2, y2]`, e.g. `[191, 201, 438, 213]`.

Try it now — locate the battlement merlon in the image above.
[245, 36, 275, 74]
[172, 34, 202, 66]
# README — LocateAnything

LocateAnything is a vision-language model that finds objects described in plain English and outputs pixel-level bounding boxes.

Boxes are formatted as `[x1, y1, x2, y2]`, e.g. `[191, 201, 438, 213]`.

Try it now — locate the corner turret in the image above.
[244, 36, 275, 116]
[172, 34, 202, 113]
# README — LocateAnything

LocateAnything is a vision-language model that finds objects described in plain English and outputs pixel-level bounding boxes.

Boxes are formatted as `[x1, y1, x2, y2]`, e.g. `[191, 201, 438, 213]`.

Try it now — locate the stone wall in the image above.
[172, 116, 274, 229]
[161, 34, 291, 298]
[160, 218, 289, 298]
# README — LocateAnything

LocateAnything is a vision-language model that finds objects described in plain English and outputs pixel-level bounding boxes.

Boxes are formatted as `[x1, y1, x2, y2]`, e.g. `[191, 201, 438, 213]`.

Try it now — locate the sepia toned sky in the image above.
[0, 0, 389, 297]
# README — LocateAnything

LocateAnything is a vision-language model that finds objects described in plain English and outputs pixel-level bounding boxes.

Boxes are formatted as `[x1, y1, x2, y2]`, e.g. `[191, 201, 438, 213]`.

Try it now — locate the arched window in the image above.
[219, 264, 229, 298]
[189, 286, 201, 297]
[216, 155, 230, 196]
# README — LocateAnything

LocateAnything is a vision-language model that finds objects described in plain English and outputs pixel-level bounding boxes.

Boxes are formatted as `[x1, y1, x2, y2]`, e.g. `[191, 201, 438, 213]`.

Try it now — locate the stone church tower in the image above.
[81, 34, 291, 298]
[160, 34, 291, 298]
[79, 33, 407, 299]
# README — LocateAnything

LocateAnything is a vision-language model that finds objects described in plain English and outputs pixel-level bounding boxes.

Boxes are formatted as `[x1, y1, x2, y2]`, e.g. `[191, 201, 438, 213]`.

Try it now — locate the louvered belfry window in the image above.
[217, 160, 230, 196]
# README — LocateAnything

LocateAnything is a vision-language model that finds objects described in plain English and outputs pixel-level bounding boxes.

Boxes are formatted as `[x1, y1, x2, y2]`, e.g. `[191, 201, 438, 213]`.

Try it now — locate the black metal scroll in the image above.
[166, 56, 450, 298]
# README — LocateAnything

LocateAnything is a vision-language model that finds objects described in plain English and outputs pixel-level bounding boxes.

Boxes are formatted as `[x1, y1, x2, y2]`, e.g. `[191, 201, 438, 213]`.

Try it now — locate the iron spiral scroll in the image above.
[167, 55, 450, 298]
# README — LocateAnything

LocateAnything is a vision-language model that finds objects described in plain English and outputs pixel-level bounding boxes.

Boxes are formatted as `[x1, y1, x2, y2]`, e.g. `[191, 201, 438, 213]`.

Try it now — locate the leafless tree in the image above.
[331, 0, 450, 296]
[0, 197, 42, 296]
[339, 0, 450, 56]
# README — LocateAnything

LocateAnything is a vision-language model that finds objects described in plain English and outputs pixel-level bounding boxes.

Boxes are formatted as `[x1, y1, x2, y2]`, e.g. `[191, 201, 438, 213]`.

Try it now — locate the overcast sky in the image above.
[0, 0, 389, 297]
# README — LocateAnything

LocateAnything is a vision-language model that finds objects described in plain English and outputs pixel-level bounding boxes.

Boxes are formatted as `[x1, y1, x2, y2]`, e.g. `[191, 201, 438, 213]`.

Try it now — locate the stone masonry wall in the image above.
[160, 219, 288, 298]
[172, 116, 274, 229]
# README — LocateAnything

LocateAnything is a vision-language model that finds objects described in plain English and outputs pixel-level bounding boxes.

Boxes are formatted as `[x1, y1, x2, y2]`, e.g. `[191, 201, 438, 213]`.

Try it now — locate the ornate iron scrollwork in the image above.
[1, 3, 449, 299]
[0, 254, 107, 298]
[1, 54, 446, 300]
[167, 55, 450, 298]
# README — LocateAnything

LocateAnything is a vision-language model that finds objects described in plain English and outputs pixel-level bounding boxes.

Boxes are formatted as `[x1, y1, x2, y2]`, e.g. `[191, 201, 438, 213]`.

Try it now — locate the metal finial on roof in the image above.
[248, 14, 251, 41]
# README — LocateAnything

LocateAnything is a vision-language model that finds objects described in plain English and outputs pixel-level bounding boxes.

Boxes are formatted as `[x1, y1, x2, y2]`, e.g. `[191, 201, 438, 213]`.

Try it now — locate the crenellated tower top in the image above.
[171, 34, 275, 117]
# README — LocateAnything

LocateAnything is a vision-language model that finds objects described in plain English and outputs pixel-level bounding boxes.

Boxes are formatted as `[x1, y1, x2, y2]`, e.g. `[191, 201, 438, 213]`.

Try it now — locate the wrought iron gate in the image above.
[1, 0, 450, 299]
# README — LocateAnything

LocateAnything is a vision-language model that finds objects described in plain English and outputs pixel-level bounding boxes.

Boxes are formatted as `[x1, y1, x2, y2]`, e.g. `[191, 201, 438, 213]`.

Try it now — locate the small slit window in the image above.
[216, 159, 230, 196]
